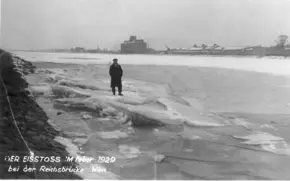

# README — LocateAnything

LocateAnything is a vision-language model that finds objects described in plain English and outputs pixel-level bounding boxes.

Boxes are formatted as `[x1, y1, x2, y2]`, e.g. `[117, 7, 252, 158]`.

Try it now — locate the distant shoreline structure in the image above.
[10, 35, 290, 57]
[120, 34, 290, 57]
[164, 46, 290, 57]
[10, 50, 290, 59]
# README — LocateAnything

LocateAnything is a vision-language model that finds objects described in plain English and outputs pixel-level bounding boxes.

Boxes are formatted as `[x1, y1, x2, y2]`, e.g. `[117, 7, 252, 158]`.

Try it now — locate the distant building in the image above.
[250, 46, 290, 57]
[70, 47, 87, 53]
[222, 47, 244, 55]
[120, 36, 148, 54]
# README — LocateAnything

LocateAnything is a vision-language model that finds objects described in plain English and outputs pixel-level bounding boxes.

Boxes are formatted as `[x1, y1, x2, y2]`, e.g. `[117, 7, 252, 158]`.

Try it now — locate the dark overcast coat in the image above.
[109, 63, 123, 88]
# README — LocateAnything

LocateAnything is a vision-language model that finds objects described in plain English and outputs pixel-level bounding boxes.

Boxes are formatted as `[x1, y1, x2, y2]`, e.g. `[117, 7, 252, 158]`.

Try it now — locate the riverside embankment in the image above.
[0, 50, 83, 179]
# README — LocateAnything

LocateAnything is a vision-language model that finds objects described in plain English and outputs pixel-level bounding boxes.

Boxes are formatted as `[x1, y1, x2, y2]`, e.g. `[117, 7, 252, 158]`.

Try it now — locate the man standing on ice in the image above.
[109, 58, 123, 96]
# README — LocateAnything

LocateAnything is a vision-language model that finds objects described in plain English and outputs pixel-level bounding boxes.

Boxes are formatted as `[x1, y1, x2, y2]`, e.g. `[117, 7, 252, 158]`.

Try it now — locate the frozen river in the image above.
[12, 51, 290, 76]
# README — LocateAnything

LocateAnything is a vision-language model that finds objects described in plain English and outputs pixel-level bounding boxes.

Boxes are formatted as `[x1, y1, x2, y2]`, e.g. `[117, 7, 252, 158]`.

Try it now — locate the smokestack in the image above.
[129, 36, 137, 42]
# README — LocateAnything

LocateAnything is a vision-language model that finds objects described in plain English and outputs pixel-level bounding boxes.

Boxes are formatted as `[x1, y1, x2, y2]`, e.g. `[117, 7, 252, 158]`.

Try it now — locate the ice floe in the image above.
[52, 85, 91, 98]
[233, 131, 284, 143]
[233, 131, 290, 155]
[119, 145, 141, 158]
[96, 130, 129, 140]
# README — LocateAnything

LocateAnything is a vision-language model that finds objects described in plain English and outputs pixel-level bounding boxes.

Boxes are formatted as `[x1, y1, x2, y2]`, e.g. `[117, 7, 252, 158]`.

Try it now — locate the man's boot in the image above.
[118, 85, 123, 96]
[112, 87, 116, 95]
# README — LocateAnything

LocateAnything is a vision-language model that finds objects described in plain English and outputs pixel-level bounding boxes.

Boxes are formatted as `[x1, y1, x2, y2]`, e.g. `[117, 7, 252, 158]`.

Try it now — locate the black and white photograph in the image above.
[1, 0, 290, 180]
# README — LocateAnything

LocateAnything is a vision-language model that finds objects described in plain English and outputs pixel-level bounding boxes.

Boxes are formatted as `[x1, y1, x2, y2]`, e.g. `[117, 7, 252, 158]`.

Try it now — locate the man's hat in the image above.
[113, 58, 118, 62]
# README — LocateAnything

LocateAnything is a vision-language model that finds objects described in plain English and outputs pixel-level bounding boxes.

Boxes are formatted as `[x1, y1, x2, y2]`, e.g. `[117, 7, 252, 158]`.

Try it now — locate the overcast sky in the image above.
[1, 0, 290, 50]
